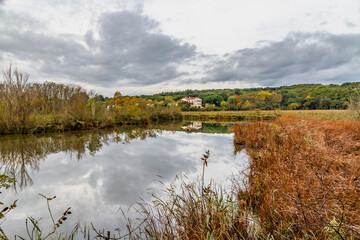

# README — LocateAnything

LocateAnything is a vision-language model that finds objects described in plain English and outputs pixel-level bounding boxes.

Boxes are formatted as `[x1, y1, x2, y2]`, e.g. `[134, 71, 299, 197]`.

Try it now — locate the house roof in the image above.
[181, 126, 201, 130]
[182, 97, 201, 100]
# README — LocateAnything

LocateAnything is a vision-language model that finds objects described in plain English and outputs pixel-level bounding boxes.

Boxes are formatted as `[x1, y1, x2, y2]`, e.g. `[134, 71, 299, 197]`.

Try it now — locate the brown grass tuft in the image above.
[234, 115, 360, 239]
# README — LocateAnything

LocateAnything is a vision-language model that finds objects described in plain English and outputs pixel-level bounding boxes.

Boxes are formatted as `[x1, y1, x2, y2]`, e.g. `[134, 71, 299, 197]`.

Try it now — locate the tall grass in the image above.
[134, 177, 247, 239]
[234, 116, 360, 239]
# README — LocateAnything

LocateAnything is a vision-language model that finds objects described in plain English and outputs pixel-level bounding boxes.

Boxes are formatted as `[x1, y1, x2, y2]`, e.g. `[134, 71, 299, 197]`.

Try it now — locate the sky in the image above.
[0, 0, 360, 96]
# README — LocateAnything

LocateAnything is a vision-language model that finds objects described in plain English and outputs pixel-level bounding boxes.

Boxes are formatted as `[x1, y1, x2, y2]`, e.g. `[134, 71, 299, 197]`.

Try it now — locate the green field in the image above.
[182, 109, 357, 120]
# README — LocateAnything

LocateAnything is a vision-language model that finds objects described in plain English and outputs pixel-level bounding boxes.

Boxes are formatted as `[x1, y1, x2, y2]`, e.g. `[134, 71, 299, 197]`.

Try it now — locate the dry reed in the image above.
[234, 115, 360, 239]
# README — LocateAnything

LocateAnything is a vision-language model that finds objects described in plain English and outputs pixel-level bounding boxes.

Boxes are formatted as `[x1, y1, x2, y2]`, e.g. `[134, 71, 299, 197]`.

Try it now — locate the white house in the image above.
[181, 122, 202, 131]
[181, 97, 202, 108]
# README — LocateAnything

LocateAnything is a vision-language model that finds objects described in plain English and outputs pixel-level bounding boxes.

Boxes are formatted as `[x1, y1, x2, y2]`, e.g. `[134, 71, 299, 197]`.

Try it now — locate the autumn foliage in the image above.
[0, 66, 181, 134]
[107, 93, 181, 123]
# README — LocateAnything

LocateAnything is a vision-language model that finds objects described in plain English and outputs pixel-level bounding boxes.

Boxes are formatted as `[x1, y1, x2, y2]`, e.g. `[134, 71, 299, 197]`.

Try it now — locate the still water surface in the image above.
[0, 122, 248, 237]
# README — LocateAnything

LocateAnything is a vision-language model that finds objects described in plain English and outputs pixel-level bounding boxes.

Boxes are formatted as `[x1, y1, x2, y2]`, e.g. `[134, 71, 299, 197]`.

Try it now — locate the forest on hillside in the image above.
[139, 82, 360, 110]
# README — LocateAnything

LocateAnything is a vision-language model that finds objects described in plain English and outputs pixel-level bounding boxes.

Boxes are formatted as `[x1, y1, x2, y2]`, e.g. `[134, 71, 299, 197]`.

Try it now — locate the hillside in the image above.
[139, 82, 360, 110]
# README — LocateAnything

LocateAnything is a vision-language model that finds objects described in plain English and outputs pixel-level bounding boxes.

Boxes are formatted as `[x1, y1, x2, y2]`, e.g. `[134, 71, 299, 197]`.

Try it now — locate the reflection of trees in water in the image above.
[0, 122, 183, 189]
[0, 135, 44, 188]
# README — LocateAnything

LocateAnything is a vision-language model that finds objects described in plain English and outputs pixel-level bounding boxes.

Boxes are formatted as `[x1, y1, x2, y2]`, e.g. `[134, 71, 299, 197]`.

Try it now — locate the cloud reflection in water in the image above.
[0, 123, 248, 237]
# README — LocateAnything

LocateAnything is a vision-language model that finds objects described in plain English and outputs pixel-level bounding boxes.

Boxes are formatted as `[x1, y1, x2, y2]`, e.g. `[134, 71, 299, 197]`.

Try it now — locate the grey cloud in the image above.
[345, 20, 357, 28]
[205, 32, 360, 86]
[83, 134, 186, 205]
[0, 0, 5, 13]
[0, 11, 196, 86]
[2, 7, 359, 91]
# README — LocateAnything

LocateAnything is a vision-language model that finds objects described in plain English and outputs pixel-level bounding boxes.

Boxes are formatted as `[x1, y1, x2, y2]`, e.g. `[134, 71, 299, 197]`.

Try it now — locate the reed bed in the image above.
[116, 175, 253, 240]
[234, 115, 360, 239]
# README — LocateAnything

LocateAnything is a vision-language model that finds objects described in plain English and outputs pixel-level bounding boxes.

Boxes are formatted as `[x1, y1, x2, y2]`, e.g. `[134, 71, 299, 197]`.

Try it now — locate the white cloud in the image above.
[143, 0, 360, 54]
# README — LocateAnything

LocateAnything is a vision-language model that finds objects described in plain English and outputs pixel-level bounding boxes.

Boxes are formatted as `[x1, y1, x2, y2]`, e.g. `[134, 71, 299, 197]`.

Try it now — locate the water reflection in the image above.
[181, 121, 202, 130]
[0, 123, 185, 189]
[0, 122, 246, 237]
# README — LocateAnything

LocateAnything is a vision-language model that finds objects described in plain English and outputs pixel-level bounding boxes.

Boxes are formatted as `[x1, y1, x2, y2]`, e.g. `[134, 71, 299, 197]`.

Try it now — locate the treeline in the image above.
[0, 66, 181, 134]
[140, 82, 360, 110]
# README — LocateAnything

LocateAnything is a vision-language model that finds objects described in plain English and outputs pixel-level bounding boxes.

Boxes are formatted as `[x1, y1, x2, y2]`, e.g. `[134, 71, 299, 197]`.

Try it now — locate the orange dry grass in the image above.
[234, 116, 360, 239]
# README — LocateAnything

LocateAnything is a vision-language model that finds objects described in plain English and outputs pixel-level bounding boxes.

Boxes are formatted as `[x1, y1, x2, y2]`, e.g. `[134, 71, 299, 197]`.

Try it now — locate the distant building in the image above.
[181, 97, 202, 108]
[181, 122, 202, 131]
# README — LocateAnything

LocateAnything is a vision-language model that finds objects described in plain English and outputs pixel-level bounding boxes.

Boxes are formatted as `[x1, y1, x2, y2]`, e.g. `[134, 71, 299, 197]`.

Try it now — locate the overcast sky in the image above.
[0, 0, 360, 96]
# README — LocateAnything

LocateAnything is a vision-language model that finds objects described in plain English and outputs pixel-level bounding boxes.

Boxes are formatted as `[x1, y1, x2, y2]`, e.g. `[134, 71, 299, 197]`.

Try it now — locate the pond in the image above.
[0, 122, 249, 238]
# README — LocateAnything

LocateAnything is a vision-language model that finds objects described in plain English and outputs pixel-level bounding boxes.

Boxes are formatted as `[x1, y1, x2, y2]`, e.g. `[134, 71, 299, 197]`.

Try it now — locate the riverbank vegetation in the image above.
[0, 66, 181, 135]
[232, 115, 360, 239]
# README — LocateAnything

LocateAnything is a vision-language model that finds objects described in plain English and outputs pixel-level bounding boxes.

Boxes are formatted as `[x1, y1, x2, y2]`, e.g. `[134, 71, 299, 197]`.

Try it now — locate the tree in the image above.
[349, 85, 360, 118]
[243, 100, 252, 110]
[234, 95, 242, 106]
[243, 91, 282, 110]
[220, 101, 227, 109]
[93, 94, 105, 102]
[288, 103, 299, 110]
[226, 96, 237, 110]
[0, 65, 39, 132]
[163, 96, 174, 107]
[203, 95, 223, 107]
[66, 91, 89, 120]
[114, 91, 122, 100]
[178, 101, 191, 111]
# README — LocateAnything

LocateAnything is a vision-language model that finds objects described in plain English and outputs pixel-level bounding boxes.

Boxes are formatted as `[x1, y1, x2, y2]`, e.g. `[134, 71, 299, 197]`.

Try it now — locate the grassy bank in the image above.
[0, 107, 182, 135]
[182, 110, 277, 121]
[275, 109, 357, 120]
[182, 109, 357, 121]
